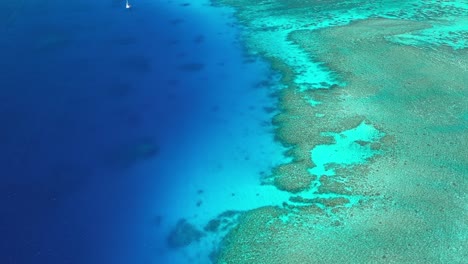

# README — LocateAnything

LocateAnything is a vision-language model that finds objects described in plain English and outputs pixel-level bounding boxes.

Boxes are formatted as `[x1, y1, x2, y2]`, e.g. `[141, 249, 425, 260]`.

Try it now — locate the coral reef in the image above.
[211, 1, 468, 263]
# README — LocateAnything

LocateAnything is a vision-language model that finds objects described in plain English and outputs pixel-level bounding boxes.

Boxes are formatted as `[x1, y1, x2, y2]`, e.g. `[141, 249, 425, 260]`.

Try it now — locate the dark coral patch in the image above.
[204, 219, 221, 232]
[167, 219, 204, 249]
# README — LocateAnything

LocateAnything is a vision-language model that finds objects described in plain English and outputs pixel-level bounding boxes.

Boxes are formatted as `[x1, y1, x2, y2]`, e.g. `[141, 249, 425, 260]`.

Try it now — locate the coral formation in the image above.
[210, 1, 468, 263]
[167, 219, 204, 249]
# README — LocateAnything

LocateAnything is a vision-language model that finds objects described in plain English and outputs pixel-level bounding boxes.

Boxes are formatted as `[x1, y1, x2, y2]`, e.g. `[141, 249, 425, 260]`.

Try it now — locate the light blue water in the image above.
[0, 0, 288, 263]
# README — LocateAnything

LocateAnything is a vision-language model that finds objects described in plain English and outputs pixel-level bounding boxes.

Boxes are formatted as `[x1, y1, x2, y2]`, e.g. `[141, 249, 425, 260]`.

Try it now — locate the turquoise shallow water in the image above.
[309, 122, 384, 177]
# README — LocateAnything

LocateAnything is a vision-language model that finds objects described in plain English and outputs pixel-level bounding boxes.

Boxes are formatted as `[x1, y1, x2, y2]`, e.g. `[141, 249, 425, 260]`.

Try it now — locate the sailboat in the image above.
[126, 0, 131, 9]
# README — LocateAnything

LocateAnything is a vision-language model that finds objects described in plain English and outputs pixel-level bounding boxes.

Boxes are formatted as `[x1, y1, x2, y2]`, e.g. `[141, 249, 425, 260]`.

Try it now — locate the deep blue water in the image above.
[1, 1, 227, 263]
[1, 0, 283, 263]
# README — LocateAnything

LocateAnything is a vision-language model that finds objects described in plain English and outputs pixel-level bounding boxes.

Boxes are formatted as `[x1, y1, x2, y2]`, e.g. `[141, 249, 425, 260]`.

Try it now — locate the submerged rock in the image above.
[204, 219, 221, 233]
[167, 219, 204, 249]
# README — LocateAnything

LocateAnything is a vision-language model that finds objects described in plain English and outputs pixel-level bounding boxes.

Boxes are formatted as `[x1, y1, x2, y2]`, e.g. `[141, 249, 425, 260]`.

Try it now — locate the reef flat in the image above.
[211, 1, 467, 263]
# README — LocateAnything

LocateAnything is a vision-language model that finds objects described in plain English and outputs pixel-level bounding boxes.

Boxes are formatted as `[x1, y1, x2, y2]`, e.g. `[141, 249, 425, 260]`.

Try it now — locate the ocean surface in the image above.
[1, 0, 287, 263]
[2, 0, 467, 263]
